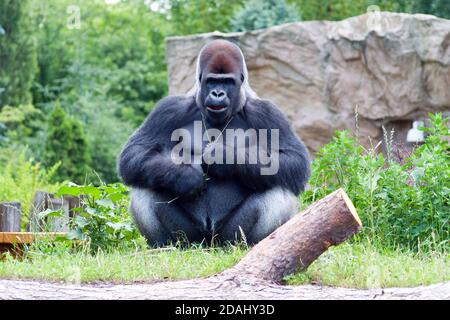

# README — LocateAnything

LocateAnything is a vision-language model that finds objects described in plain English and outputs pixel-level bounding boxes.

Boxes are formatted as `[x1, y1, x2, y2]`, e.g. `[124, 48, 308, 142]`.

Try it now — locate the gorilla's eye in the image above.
[199, 73, 202, 82]
[241, 74, 245, 82]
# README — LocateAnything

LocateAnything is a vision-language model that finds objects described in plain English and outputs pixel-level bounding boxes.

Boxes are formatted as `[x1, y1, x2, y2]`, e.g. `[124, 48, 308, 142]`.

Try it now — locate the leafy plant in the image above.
[301, 113, 449, 250]
[56, 183, 140, 252]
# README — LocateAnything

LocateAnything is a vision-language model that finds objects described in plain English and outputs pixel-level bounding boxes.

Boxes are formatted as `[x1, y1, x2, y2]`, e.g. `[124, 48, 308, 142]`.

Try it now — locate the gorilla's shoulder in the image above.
[146, 95, 197, 125]
[151, 95, 196, 115]
[243, 97, 291, 129]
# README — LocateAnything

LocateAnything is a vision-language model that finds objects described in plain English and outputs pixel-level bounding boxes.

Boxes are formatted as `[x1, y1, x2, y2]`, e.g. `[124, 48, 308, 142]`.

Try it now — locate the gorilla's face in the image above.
[199, 72, 243, 124]
[196, 40, 246, 125]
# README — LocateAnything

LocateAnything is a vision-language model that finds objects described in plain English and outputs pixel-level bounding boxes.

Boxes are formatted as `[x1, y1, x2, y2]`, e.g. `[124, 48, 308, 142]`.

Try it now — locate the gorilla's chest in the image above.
[173, 118, 256, 157]
[173, 118, 254, 230]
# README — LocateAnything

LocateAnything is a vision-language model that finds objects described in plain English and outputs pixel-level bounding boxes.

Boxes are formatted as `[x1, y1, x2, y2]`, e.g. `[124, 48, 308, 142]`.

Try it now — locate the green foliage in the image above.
[56, 183, 140, 252]
[291, 0, 450, 21]
[32, 0, 169, 124]
[48, 64, 134, 182]
[168, 0, 244, 35]
[0, 105, 43, 137]
[44, 105, 91, 184]
[301, 113, 450, 250]
[231, 0, 300, 31]
[0, 151, 60, 229]
[28, 0, 166, 182]
[0, 0, 37, 108]
[291, 0, 413, 21]
[0, 105, 46, 159]
[411, 0, 450, 19]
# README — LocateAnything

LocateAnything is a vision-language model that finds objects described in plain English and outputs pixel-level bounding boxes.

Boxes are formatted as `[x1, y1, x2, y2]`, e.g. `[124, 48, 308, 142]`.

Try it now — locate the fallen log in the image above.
[226, 188, 362, 282]
[0, 188, 368, 300]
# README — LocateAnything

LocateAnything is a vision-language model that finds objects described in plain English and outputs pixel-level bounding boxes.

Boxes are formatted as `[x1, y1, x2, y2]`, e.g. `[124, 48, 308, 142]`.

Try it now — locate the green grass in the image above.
[285, 242, 449, 288]
[0, 242, 247, 284]
[1, 241, 448, 288]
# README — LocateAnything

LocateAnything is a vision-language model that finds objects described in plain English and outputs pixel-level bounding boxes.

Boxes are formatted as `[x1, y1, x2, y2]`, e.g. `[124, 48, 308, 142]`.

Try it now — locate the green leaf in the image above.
[37, 208, 63, 219]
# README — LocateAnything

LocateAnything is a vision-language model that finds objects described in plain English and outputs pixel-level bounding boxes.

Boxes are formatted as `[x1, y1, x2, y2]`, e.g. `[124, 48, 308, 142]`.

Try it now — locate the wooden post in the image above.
[63, 195, 83, 218]
[28, 191, 52, 232]
[28, 191, 80, 232]
[0, 202, 21, 232]
[47, 197, 70, 232]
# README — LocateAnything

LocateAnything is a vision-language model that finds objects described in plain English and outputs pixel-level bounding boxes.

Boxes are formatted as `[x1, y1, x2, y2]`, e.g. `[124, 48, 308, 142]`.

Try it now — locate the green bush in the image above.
[301, 113, 449, 250]
[56, 183, 140, 252]
[0, 104, 46, 160]
[231, 0, 300, 32]
[44, 105, 91, 184]
[0, 151, 60, 229]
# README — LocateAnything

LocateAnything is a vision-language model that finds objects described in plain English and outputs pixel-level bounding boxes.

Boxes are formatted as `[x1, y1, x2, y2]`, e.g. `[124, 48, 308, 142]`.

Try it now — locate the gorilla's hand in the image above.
[203, 143, 235, 179]
[171, 164, 205, 200]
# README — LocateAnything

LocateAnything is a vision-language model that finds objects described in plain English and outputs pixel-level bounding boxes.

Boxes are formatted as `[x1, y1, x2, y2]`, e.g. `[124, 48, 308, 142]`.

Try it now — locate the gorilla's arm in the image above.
[232, 99, 310, 195]
[118, 96, 204, 197]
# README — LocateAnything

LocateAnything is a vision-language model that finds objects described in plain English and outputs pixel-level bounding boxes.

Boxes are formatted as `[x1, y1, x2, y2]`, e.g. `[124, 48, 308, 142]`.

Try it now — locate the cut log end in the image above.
[338, 188, 362, 227]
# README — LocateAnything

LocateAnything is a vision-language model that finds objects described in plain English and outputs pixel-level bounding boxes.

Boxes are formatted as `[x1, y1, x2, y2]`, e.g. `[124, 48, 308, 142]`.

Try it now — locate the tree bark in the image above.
[227, 188, 361, 282]
[0, 202, 21, 232]
[2, 188, 442, 300]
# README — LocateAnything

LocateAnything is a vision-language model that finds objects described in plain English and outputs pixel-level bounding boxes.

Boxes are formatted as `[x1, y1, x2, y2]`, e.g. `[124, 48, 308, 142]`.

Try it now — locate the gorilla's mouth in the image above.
[206, 105, 228, 113]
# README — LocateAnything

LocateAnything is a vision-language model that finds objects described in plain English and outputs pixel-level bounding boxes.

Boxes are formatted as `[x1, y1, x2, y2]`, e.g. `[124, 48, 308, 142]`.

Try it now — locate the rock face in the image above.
[166, 13, 450, 153]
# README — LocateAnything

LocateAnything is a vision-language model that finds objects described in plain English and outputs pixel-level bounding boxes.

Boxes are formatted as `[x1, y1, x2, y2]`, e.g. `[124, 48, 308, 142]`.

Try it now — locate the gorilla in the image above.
[118, 39, 310, 246]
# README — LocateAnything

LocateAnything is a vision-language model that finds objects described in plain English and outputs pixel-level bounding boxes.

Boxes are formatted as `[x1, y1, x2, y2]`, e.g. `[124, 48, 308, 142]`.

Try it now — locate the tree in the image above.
[44, 105, 91, 183]
[412, 0, 450, 19]
[290, 0, 414, 21]
[0, 0, 37, 108]
[168, 0, 243, 35]
[231, 0, 300, 32]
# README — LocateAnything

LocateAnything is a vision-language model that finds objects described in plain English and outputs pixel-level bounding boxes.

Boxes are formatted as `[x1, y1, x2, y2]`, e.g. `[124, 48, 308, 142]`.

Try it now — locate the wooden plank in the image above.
[0, 232, 66, 244]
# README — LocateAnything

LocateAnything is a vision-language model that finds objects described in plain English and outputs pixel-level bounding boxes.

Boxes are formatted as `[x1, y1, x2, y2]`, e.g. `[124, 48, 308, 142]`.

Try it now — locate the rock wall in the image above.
[166, 13, 450, 153]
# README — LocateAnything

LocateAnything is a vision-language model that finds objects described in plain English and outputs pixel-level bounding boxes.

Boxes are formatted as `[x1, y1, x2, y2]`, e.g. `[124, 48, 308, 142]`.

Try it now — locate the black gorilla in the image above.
[118, 40, 310, 246]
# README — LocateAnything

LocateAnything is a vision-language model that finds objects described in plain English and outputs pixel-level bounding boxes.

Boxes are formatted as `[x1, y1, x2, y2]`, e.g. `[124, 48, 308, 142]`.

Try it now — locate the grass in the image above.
[285, 242, 449, 288]
[1, 240, 448, 288]
[0, 241, 247, 284]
